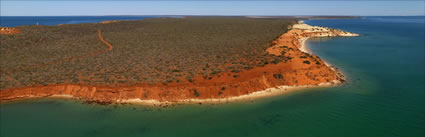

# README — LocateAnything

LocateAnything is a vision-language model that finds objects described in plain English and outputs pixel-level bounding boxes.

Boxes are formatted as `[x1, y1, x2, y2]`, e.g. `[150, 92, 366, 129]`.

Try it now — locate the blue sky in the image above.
[1, 1, 424, 16]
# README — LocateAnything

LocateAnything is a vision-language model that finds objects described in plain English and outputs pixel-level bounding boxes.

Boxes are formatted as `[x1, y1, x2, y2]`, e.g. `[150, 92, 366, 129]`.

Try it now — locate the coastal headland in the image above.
[0, 18, 358, 105]
[0, 27, 20, 35]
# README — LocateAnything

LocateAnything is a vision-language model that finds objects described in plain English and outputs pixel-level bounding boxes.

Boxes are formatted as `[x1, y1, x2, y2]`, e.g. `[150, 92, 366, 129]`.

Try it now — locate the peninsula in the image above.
[0, 17, 358, 105]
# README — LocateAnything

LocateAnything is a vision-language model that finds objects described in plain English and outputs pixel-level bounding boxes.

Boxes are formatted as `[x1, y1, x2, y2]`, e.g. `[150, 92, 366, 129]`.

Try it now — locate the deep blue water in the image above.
[0, 16, 179, 27]
[1, 16, 424, 137]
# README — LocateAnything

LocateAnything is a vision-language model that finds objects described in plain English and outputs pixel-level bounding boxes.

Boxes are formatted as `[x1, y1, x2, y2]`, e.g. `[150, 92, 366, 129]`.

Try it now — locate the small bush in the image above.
[244, 66, 253, 70]
[273, 73, 284, 79]
[218, 91, 223, 95]
[231, 69, 241, 73]
[303, 61, 310, 64]
[171, 69, 181, 72]
[271, 59, 280, 64]
[194, 89, 200, 97]
[211, 71, 220, 75]
[186, 76, 193, 82]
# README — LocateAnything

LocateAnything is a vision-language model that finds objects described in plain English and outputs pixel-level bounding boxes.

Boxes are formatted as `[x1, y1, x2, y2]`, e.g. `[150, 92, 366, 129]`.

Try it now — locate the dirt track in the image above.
[97, 29, 113, 50]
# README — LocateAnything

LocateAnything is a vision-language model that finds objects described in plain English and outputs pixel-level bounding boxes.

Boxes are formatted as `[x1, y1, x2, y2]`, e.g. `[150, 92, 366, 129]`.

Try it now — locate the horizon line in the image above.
[1, 15, 424, 17]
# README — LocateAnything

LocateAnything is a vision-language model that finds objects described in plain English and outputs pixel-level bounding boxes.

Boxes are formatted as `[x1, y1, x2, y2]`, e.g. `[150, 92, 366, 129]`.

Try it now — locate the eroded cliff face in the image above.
[0, 62, 342, 103]
[0, 23, 358, 104]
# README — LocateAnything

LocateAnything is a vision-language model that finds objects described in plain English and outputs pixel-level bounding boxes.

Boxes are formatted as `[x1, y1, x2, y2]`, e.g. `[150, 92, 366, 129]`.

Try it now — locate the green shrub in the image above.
[218, 91, 223, 95]
[194, 89, 200, 97]
[171, 69, 181, 72]
[186, 76, 193, 82]
[273, 73, 284, 79]
[231, 69, 241, 73]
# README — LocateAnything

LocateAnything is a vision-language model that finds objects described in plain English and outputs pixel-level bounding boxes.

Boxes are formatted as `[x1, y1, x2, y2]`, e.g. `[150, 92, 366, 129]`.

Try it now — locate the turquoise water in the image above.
[1, 16, 424, 137]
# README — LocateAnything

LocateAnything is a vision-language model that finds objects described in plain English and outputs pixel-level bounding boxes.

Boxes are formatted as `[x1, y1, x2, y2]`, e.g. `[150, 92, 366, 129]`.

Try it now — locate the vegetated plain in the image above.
[0, 17, 295, 89]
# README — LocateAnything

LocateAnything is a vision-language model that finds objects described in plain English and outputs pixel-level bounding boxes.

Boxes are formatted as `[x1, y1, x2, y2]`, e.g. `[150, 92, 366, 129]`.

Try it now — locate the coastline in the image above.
[1, 82, 339, 106]
[299, 37, 311, 54]
[119, 82, 341, 106]
[0, 21, 358, 106]
[119, 25, 350, 105]
[116, 23, 351, 106]
[299, 35, 343, 79]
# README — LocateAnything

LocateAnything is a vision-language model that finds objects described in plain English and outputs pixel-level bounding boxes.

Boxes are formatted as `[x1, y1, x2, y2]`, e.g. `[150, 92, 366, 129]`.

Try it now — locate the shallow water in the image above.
[1, 16, 424, 137]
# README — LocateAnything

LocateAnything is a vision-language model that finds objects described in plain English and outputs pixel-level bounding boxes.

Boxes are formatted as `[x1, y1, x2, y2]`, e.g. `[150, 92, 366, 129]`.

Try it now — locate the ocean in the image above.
[1, 16, 424, 137]
[0, 16, 178, 27]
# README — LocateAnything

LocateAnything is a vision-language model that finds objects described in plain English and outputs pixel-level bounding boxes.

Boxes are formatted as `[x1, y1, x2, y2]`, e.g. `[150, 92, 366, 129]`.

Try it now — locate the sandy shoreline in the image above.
[299, 37, 311, 53]
[120, 82, 341, 105]
[23, 81, 338, 106]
